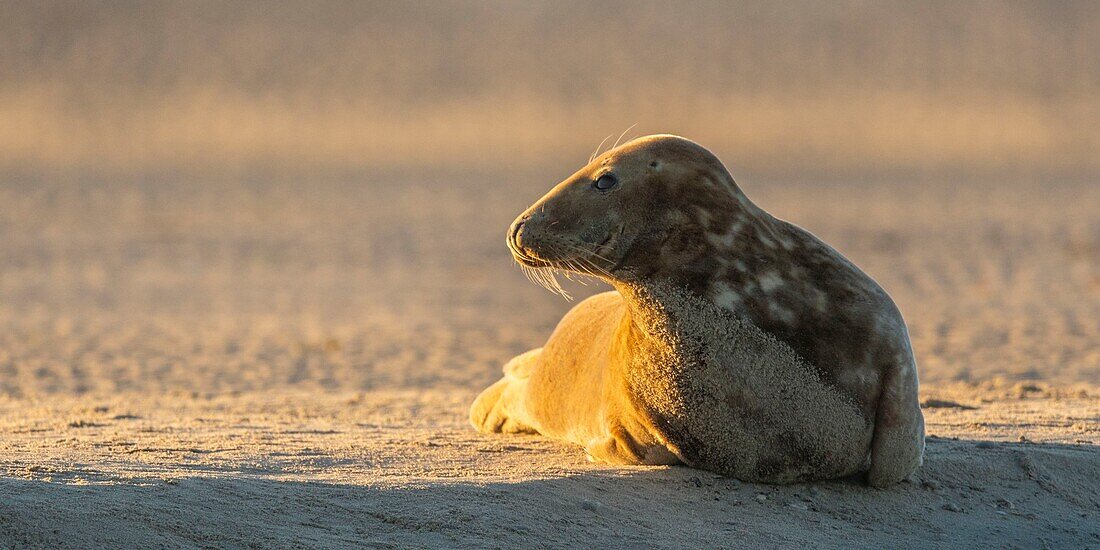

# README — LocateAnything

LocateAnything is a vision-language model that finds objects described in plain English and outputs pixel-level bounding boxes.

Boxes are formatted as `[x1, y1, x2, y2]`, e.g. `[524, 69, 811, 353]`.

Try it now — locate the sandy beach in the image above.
[0, 177, 1096, 548]
[2, 2, 1098, 546]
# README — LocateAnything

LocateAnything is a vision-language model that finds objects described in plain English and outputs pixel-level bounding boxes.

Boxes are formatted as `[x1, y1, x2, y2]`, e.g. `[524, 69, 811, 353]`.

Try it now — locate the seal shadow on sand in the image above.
[1, 439, 1096, 548]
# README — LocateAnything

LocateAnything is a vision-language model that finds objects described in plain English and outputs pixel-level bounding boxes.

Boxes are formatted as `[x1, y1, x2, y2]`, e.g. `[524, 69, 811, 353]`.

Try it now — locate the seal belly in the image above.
[630, 344, 873, 482]
[624, 284, 873, 483]
[684, 375, 871, 483]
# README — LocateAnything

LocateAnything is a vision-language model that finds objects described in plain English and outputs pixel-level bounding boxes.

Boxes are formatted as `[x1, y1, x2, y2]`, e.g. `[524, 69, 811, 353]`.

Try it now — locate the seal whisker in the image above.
[580, 246, 614, 265]
[585, 258, 614, 278]
[590, 134, 614, 163]
[588, 260, 614, 280]
[612, 123, 639, 150]
[568, 259, 600, 284]
[561, 242, 615, 275]
[561, 242, 599, 260]
[507, 230, 568, 297]
[535, 268, 557, 296]
[564, 249, 613, 280]
[563, 260, 589, 285]
[520, 252, 572, 300]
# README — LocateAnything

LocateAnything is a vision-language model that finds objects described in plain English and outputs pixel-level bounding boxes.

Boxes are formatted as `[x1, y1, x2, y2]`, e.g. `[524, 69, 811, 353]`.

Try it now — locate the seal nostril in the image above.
[510, 219, 527, 247]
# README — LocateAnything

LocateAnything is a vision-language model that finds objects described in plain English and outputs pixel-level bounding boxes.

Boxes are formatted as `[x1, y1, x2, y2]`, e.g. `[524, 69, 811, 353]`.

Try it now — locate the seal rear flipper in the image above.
[867, 358, 925, 487]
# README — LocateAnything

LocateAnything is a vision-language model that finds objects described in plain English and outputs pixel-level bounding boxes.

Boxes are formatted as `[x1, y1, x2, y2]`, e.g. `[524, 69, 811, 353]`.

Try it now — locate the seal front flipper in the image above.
[583, 422, 681, 466]
[469, 348, 542, 434]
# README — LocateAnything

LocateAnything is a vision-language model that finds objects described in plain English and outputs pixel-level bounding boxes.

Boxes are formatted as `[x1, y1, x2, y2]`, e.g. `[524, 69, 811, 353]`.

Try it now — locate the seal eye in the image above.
[593, 174, 618, 191]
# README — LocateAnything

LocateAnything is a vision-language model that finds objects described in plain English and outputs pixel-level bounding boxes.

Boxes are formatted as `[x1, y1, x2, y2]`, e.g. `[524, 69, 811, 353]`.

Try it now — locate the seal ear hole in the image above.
[649, 160, 661, 170]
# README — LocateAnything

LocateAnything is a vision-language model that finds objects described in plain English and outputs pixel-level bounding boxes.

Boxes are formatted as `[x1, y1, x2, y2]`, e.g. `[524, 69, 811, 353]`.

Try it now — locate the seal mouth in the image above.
[507, 230, 620, 271]
[507, 238, 551, 268]
[506, 218, 548, 268]
[587, 224, 626, 271]
[512, 251, 552, 268]
[506, 223, 626, 298]
[594, 231, 615, 250]
[506, 222, 626, 299]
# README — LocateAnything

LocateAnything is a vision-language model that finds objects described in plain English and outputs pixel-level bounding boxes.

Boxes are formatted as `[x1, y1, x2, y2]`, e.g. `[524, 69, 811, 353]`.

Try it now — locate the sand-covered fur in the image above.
[472, 135, 925, 485]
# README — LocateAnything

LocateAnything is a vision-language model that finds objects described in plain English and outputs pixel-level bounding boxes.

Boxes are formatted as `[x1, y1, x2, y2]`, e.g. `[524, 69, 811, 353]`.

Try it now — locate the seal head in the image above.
[507, 134, 760, 284]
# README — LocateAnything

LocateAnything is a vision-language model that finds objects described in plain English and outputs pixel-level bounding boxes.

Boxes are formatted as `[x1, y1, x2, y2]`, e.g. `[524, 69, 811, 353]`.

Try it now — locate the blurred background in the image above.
[3, 0, 1098, 181]
[0, 1, 1096, 397]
